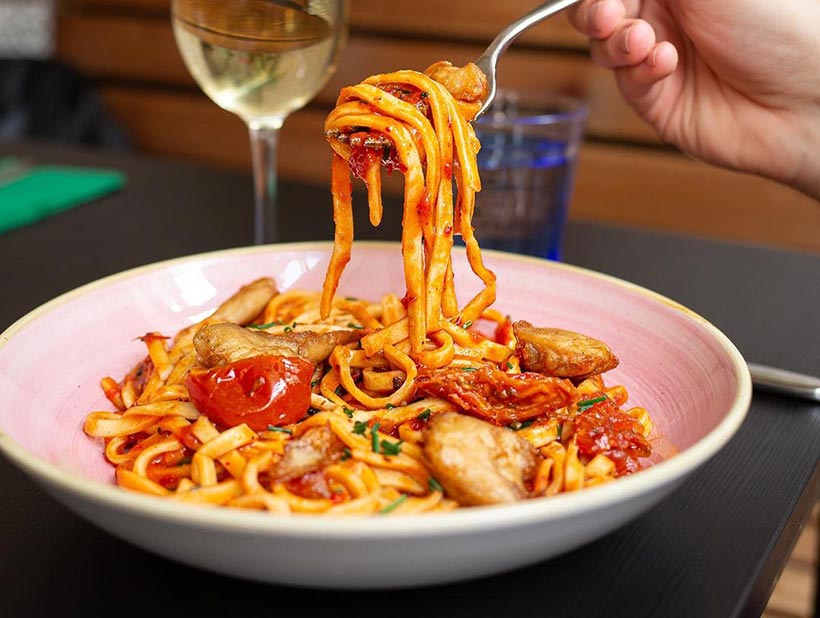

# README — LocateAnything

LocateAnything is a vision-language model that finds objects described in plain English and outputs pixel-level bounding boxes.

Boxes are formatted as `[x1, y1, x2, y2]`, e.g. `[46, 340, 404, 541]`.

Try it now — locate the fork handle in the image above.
[477, 0, 584, 67]
[748, 362, 820, 402]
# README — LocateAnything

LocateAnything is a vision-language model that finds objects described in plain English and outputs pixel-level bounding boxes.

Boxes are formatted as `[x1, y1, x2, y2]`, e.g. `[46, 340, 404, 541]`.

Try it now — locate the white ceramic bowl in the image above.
[0, 243, 751, 588]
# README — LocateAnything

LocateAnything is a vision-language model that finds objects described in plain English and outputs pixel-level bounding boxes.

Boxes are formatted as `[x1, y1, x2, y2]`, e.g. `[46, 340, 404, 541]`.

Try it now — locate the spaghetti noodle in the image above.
[84, 62, 654, 515]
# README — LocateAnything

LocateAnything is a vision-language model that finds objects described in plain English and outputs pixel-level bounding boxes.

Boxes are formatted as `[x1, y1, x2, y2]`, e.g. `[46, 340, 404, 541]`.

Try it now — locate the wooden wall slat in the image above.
[100, 86, 820, 253]
[58, 13, 655, 144]
[60, 0, 587, 48]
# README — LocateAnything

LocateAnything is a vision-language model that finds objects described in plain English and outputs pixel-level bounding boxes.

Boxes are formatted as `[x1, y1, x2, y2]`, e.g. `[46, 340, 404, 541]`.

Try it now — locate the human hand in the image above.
[568, 0, 820, 199]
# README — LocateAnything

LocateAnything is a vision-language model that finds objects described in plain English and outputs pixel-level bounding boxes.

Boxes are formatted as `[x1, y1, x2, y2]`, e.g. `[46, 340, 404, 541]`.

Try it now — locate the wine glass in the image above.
[171, 0, 348, 244]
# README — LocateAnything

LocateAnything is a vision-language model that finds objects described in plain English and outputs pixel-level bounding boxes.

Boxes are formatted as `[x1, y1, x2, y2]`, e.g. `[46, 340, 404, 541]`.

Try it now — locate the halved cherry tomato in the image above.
[186, 355, 313, 431]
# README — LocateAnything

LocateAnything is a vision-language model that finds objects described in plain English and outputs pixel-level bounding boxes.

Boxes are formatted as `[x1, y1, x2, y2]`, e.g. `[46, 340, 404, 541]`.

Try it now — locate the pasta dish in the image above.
[84, 62, 654, 515]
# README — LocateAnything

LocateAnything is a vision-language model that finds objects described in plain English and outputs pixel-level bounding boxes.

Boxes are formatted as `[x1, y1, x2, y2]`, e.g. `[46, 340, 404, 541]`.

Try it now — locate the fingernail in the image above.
[648, 46, 659, 67]
[589, 1, 603, 33]
[622, 25, 634, 53]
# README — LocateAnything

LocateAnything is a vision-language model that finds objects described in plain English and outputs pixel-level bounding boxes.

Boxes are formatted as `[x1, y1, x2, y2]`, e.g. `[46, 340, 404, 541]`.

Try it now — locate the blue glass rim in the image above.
[474, 91, 589, 127]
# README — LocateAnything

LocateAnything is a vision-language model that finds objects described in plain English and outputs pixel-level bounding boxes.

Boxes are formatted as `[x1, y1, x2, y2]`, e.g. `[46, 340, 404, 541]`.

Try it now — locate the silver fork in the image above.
[474, 0, 585, 120]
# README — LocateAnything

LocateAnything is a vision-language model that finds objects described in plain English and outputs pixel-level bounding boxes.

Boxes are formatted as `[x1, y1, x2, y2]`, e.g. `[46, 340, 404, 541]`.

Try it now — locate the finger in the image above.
[589, 19, 656, 69]
[615, 42, 679, 110]
[567, 0, 626, 39]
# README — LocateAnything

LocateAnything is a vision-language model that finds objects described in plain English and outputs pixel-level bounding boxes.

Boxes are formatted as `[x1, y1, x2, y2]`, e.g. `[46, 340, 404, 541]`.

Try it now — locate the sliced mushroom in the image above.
[423, 412, 536, 506]
[193, 322, 365, 367]
[424, 61, 488, 103]
[513, 320, 618, 380]
[271, 424, 343, 482]
[173, 277, 278, 348]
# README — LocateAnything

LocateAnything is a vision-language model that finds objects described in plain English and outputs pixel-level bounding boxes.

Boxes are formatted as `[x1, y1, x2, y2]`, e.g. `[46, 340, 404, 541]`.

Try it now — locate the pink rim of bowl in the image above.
[0, 241, 751, 538]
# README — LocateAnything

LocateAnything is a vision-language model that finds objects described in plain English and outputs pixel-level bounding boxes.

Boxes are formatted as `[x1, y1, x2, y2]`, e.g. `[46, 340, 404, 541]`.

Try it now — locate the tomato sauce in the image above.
[574, 395, 651, 475]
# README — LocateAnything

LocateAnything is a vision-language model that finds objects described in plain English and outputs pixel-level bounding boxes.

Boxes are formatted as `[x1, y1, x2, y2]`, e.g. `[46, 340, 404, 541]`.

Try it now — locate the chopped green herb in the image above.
[420, 91, 429, 99]
[311, 379, 320, 388]
[417, 409, 431, 422]
[379, 494, 408, 514]
[335, 385, 345, 397]
[341, 446, 352, 461]
[342, 407, 354, 418]
[461, 367, 478, 372]
[428, 477, 443, 493]
[380, 439, 402, 456]
[506, 361, 514, 370]
[283, 326, 292, 332]
[266, 425, 293, 434]
[508, 419, 534, 431]
[292, 322, 297, 329]
[347, 323, 364, 329]
[371, 422, 381, 453]
[353, 421, 368, 435]
[385, 403, 395, 410]
[463, 320, 473, 328]
[577, 396, 607, 411]
[247, 321, 282, 329]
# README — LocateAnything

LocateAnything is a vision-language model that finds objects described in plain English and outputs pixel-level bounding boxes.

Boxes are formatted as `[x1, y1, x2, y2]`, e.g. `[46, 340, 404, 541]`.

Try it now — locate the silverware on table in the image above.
[748, 363, 820, 402]
[474, 0, 584, 120]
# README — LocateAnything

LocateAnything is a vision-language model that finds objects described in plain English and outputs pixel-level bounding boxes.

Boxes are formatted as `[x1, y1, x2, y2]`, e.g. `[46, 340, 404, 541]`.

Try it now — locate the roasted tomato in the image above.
[185, 355, 313, 431]
[416, 364, 578, 426]
[574, 395, 651, 475]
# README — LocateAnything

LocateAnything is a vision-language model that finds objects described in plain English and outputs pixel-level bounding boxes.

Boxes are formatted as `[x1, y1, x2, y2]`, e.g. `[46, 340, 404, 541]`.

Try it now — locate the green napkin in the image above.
[0, 157, 126, 234]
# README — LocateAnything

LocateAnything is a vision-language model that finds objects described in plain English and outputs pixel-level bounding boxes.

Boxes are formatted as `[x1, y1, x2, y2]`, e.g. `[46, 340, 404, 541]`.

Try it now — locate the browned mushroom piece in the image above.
[193, 322, 365, 367]
[424, 61, 488, 103]
[423, 412, 536, 506]
[513, 320, 618, 380]
[173, 277, 279, 348]
[271, 425, 343, 483]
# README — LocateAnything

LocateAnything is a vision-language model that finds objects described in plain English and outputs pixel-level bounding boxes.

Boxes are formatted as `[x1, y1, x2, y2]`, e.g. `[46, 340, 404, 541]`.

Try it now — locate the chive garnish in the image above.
[379, 494, 408, 514]
[371, 422, 381, 453]
[247, 321, 282, 329]
[341, 446, 352, 461]
[577, 396, 607, 411]
[283, 326, 292, 332]
[266, 425, 293, 434]
[311, 379, 320, 388]
[417, 409, 431, 422]
[506, 361, 513, 370]
[347, 323, 364, 329]
[335, 385, 345, 397]
[463, 320, 473, 328]
[385, 403, 395, 410]
[508, 419, 534, 431]
[353, 421, 368, 435]
[428, 477, 443, 493]
[380, 439, 402, 456]
[342, 407, 354, 418]
[461, 367, 478, 372]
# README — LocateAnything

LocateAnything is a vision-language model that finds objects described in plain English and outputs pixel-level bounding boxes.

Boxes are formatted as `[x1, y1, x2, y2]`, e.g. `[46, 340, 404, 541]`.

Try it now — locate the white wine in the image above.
[172, 0, 345, 126]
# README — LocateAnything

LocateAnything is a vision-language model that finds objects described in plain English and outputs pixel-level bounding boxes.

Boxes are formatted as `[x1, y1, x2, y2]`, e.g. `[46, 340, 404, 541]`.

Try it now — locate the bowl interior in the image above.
[0, 243, 741, 486]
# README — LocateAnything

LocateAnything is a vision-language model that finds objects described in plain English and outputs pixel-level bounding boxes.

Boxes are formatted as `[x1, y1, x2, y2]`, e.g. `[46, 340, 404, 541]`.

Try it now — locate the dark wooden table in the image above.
[2, 142, 819, 618]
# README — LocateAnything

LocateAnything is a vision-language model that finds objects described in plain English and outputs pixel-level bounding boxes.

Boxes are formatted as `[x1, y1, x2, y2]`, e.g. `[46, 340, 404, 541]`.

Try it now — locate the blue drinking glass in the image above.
[468, 92, 588, 261]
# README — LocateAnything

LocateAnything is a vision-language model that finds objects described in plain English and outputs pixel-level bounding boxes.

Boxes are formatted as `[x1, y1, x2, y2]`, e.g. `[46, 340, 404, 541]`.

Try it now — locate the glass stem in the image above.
[248, 120, 283, 245]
